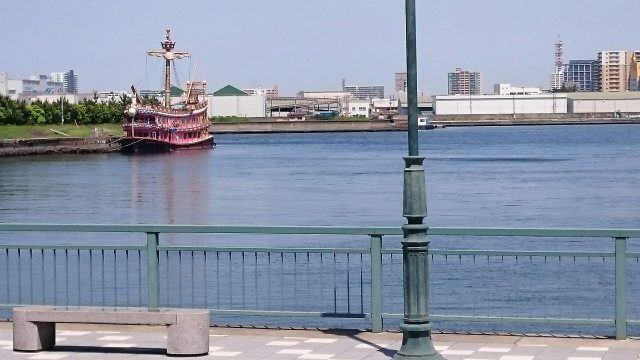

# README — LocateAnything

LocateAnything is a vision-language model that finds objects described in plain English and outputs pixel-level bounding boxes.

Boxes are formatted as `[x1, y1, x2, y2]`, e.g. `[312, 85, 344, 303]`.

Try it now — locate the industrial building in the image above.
[1, 73, 63, 100]
[447, 68, 481, 95]
[567, 92, 640, 114]
[434, 94, 568, 115]
[208, 85, 265, 118]
[347, 100, 371, 117]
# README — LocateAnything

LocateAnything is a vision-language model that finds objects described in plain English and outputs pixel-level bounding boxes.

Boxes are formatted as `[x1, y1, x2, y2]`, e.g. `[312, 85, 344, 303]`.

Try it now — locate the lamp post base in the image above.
[393, 318, 444, 359]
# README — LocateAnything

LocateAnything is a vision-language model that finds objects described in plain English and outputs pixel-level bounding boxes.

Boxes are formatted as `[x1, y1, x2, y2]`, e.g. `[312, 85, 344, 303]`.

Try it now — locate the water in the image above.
[1, 124, 639, 334]
[1, 125, 638, 228]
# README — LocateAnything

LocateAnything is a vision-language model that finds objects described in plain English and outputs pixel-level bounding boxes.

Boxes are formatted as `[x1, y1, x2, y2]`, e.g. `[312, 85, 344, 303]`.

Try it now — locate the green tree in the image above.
[27, 104, 46, 125]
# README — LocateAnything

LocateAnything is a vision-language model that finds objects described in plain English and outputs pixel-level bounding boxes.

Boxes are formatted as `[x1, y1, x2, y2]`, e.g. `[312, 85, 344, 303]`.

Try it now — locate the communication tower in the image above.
[554, 36, 564, 71]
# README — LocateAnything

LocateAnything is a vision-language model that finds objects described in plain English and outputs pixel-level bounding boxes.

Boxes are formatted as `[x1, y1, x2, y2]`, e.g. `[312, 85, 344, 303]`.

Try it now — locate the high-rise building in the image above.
[395, 72, 407, 93]
[447, 68, 481, 95]
[598, 51, 628, 92]
[563, 60, 599, 91]
[50, 72, 64, 84]
[344, 85, 384, 99]
[63, 70, 78, 94]
[629, 51, 640, 91]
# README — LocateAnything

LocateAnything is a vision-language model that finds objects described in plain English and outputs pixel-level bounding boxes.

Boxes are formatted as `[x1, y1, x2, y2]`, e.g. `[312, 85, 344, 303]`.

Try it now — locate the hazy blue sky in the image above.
[2, 0, 638, 96]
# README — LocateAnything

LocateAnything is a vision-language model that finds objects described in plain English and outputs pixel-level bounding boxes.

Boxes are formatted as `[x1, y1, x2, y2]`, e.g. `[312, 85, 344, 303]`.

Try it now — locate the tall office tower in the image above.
[563, 60, 599, 91]
[629, 51, 640, 91]
[344, 85, 384, 99]
[550, 37, 564, 90]
[395, 72, 408, 92]
[60, 70, 78, 94]
[598, 51, 628, 92]
[447, 67, 481, 95]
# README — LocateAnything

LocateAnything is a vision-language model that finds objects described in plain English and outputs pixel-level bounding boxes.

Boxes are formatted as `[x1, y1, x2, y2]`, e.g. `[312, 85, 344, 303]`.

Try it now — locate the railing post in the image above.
[370, 235, 383, 333]
[614, 236, 627, 340]
[147, 232, 160, 310]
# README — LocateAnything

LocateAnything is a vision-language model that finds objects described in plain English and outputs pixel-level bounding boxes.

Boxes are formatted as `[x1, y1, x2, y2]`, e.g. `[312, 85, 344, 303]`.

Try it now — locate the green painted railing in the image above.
[0, 224, 639, 339]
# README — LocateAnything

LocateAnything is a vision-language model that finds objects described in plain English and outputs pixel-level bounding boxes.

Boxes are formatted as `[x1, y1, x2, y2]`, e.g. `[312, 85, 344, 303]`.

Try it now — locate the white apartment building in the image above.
[494, 83, 542, 95]
[50, 72, 64, 83]
[598, 51, 628, 92]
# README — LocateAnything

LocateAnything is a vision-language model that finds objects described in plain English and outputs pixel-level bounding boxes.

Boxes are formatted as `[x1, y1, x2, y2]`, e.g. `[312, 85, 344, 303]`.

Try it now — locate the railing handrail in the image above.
[0, 222, 638, 339]
[1, 223, 640, 238]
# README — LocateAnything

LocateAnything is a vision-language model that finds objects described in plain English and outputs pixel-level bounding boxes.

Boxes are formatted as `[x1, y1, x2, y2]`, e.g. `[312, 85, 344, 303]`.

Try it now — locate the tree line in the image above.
[0, 95, 136, 126]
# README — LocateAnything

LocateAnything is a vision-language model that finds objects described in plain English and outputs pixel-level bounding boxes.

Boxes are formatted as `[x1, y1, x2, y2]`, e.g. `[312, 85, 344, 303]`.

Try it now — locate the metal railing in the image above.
[0, 224, 638, 339]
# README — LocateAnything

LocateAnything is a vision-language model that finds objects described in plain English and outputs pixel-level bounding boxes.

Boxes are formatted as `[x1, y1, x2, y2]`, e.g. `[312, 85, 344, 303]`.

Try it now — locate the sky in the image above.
[2, 0, 639, 96]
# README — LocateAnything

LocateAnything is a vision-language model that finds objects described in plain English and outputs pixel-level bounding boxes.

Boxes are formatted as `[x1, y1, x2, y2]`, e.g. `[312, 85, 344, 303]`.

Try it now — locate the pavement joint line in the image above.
[97, 335, 132, 341]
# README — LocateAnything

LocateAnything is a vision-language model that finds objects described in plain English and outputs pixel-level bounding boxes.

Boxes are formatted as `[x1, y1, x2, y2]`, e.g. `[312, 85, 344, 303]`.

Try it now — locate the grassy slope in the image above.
[0, 124, 124, 139]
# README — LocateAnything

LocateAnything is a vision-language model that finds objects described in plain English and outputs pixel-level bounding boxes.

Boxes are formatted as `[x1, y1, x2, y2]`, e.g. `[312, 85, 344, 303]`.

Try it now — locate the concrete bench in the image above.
[13, 306, 209, 356]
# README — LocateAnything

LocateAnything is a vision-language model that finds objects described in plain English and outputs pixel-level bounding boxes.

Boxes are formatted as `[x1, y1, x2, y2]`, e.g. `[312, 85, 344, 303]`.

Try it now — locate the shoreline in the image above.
[1, 119, 638, 157]
[0, 137, 120, 157]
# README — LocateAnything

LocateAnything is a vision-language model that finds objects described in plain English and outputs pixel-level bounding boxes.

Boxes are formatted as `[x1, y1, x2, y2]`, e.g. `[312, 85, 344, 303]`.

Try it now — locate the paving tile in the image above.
[298, 354, 336, 359]
[27, 354, 71, 360]
[604, 348, 640, 360]
[499, 356, 535, 360]
[96, 335, 132, 341]
[277, 349, 314, 355]
[267, 341, 301, 346]
[478, 347, 513, 353]
[304, 338, 338, 344]
[577, 347, 609, 352]
[211, 350, 243, 357]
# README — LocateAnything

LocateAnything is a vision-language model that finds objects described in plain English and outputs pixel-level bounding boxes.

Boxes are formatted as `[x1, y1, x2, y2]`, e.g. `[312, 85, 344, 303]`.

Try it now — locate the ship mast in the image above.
[147, 28, 190, 108]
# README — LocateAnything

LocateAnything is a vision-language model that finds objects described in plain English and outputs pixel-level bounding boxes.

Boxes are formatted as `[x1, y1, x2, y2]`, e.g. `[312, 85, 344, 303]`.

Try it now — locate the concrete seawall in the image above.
[0, 137, 119, 157]
[210, 117, 640, 134]
[210, 120, 404, 134]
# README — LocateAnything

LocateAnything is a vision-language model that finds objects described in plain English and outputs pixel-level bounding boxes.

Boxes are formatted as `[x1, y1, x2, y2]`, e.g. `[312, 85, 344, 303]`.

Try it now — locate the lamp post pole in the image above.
[393, 1, 443, 359]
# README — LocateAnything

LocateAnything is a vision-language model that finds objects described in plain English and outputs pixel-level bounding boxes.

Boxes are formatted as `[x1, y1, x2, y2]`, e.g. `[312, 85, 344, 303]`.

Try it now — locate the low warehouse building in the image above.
[434, 94, 567, 115]
[567, 92, 640, 114]
[208, 85, 266, 118]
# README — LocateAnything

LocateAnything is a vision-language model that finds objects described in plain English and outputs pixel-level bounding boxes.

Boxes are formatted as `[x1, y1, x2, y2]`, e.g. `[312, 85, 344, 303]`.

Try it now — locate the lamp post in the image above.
[393, 1, 444, 359]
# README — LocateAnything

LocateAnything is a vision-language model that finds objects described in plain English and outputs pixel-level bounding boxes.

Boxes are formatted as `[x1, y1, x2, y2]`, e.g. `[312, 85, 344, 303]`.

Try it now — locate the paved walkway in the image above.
[0, 322, 638, 360]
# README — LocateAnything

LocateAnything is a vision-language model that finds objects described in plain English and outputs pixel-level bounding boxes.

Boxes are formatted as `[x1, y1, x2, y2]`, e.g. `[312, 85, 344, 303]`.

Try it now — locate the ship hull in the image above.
[120, 136, 215, 154]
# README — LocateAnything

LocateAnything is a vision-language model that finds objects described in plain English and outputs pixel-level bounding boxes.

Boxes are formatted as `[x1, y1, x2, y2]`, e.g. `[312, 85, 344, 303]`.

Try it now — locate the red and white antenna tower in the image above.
[554, 35, 563, 70]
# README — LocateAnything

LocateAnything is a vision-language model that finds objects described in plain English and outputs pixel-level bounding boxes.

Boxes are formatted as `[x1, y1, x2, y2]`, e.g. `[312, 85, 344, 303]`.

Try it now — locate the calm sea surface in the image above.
[1, 124, 639, 228]
[1, 124, 639, 334]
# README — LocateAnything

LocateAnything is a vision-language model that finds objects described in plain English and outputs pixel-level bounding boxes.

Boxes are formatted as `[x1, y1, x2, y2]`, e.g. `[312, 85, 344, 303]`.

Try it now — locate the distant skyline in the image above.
[2, 0, 638, 96]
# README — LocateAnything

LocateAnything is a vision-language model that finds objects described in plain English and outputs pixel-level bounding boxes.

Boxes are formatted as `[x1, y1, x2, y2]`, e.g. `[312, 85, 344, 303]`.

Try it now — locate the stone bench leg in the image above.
[167, 313, 209, 356]
[13, 309, 55, 352]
